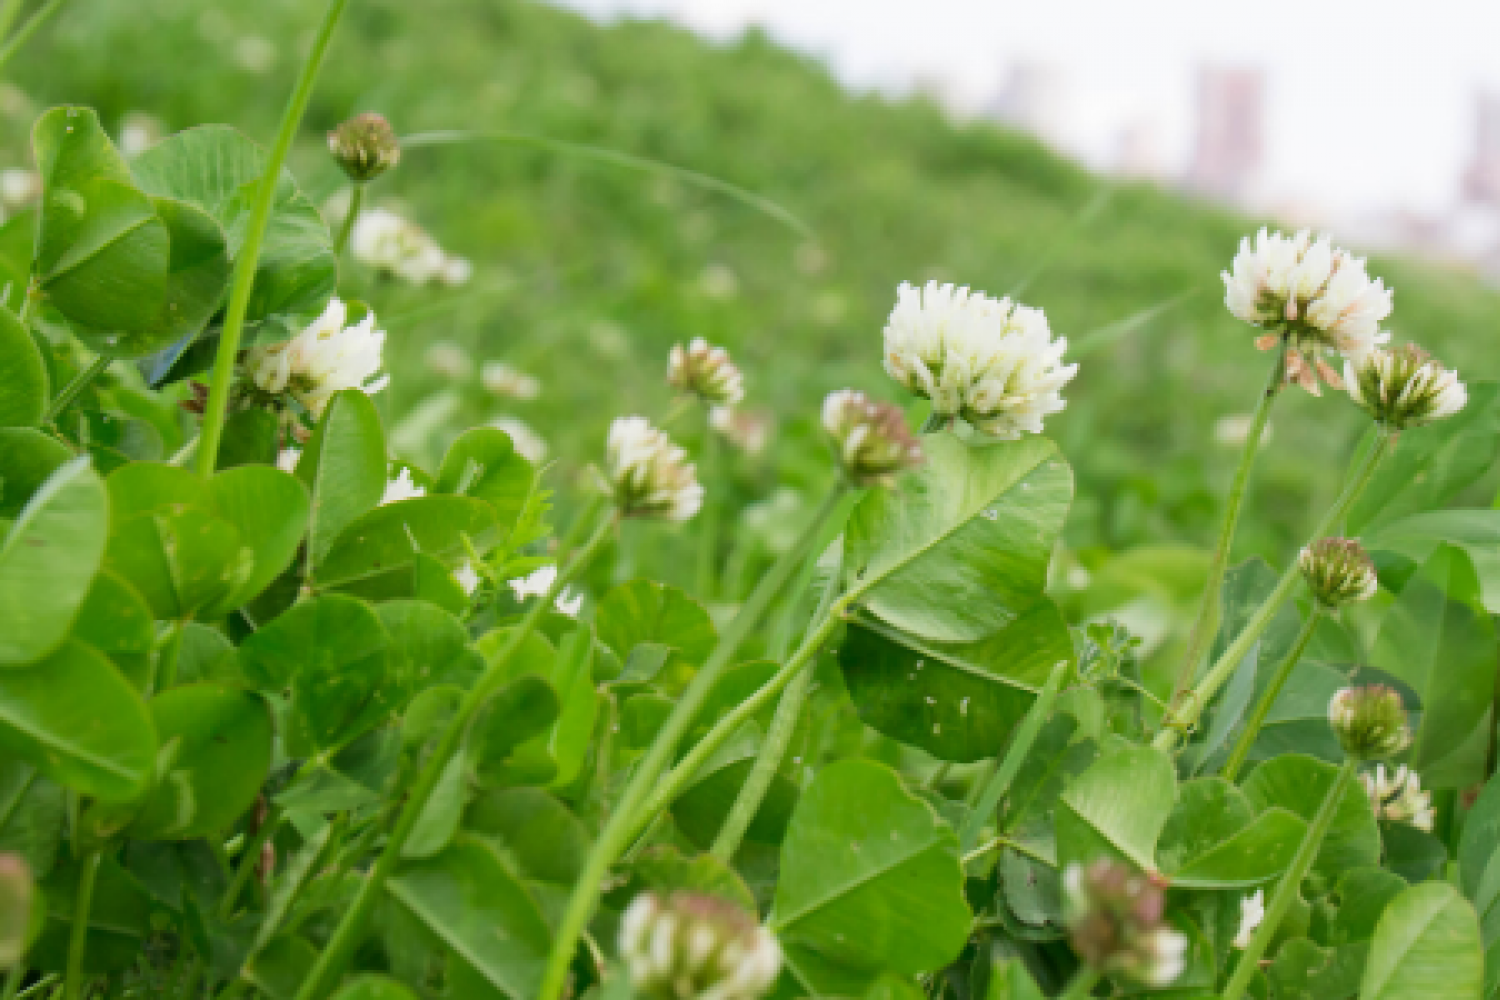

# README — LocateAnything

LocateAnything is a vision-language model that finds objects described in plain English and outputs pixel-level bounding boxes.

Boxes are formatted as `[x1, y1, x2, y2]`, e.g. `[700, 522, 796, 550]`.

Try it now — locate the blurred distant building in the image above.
[1188, 67, 1263, 202]
[1461, 92, 1500, 206]
[990, 61, 1069, 148]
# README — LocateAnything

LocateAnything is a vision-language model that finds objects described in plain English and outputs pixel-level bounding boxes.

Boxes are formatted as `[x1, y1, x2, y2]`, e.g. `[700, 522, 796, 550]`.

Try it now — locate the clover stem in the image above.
[1221, 607, 1323, 782]
[1170, 344, 1286, 704]
[1154, 432, 1390, 752]
[332, 183, 363, 257]
[1057, 966, 1102, 1000]
[0, 0, 67, 70]
[295, 504, 614, 1000]
[1221, 757, 1358, 1000]
[195, 0, 350, 477]
[536, 480, 849, 1000]
[694, 413, 720, 600]
[62, 847, 101, 1000]
[43, 353, 112, 423]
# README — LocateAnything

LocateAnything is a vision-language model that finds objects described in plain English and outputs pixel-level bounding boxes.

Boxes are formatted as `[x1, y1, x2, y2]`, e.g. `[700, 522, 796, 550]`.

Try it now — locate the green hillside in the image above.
[12, 0, 1500, 569]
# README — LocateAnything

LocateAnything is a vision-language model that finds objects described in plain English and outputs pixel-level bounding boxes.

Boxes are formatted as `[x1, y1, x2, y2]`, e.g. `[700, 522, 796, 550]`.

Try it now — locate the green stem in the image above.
[958, 658, 1070, 853]
[1155, 433, 1391, 752]
[1221, 608, 1323, 782]
[0, 0, 26, 43]
[0, 0, 66, 71]
[536, 482, 849, 1000]
[63, 849, 101, 1000]
[1221, 757, 1358, 1000]
[1171, 346, 1286, 702]
[43, 354, 111, 422]
[2, 964, 23, 1000]
[218, 803, 281, 919]
[1057, 965, 1102, 1000]
[150, 620, 187, 696]
[1488, 636, 1500, 779]
[332, 183, 363, 257]
[295, 511, 614, 1000]
[195, 0, 350, 477]
[694, 419, 719, 600]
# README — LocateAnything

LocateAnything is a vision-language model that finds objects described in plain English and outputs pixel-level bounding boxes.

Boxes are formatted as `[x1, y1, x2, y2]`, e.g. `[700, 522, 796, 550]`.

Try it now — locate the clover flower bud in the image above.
[1360, 764, 1434, 832]
[1344, 344, 1467, 431]
[822, 389, 923, 487]
[668, 338, 745, 407]
[619, 891, 781, 1000]
[1232, 890, 1265, 949]
[1329, 685, 1412, 761]
[604, 416, 704, 521]
[883, 281, 1076, 438]
[328, 112, 400, 182]
[1222, 229, 1392, 393]
[1063, 861, 1187, 988]
[710, 405, 771, 456]
[1298, 538, 1378, 609]
[243, 297, 388, 421]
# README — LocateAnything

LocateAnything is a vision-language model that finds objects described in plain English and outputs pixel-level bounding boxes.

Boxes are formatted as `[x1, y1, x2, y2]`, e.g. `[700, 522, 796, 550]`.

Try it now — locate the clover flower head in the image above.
[1063, 861, 1187, 988]
[244, 296, 388, 421]
[883, 281, 1076, 438]
[1329, 685, 1412, 761]
[1345, 344, 1467, 430]
[1298, 538, 1378, 609]
[327, 112, 401, 182]
[668, 338, 745, 407]
[619, 891, 781, 1000]
[604, 416, 703, 522]
[1361, 764, 1434, 832]
[822, 389, 923, 487]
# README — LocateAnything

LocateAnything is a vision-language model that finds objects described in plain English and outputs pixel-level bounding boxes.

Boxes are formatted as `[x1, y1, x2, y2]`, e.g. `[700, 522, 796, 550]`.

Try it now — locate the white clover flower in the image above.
[507, 565, 583, 616]
[439, 256, 473, 287]
[822, 389, 923, 486]
[1232, 891, 1265, 950]
[350, 207, 453, 285]
[1345, 345, 1467, 430]
[275, 448, 301, 474]
[604, 416, 703, 521]
[699, 262, 739, 299]
[710, 405, 771, 456]
[0, 168, 39, 210]
[1063, 861, 1184, 988]
[244, 297, 388, 421]
[1361, 765, 1435, 832]
[424, 340, 473, 380]
[480, 361, 541, 400]
[668, 338, 745, 407]
[380, 467, 425, 506]
[882, 280, 1076, 439]
[1298, 538, 1378, 609]
[619, 891, 780, 1000]
[1138, 927, 1189, 989]
[1222, 229, 1392, 392]
[489, 416, 548, 463]
[454, 560, 482, 597]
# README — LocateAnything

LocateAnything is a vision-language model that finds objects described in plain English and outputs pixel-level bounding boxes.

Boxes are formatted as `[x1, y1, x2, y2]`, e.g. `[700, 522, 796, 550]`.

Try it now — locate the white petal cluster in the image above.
[507, 564, 583, 616]
[1361, 765, 1434, 832]
[1345, 345, 1467, 430]
[380, 467, 425, 506]
[1062, 862, 1186, 989]
[619, 892, 781, 1000]
[275, 448, 301, 474]
[1223, 229, 1392, 352]
[454, 560, 482, 597]
[424, 340, 473, 380]
[822, 389, 923, 486]
[1232, 891, 1265, 949]
[1298, 538, 1378, 609]
[668, 338, 745, 407]
[481, 361, 542, 400]
[710, 405, 770, 456]
[244, 297, 388, 420]
[350, 207, 470, 286]
[882, 281, 1076, 438]
[605, 416, 703, 522]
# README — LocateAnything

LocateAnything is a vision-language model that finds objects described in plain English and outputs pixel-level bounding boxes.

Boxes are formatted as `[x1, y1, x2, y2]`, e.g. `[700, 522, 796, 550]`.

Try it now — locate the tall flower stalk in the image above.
[195, 0, 352, 477]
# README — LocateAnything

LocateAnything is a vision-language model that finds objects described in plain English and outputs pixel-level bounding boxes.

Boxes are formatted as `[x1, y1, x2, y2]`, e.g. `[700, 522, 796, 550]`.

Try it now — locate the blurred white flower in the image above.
[489, 417, 548, 463]
[1232, 891, 1265, 949]
[350, 207, 464, 286]
[233, 35, 277, 74]
[118, 112, 163, 157]
[1361, 765, 1435, 832]
[605, 416, 703, 521]
[424, 340, 473, 380]
[380, 467, 425, 506]
[275, 448, 300, 474]
[1063, 861, 1186, 988]
[480, 361, 541, 400]
[1345, 345, 1466, 430]
[668, 338, 744, 406]
[0, 169, 38, 212]
[439, 256, 472, 286]
[244, 296, 388, 420]
[710, 405, 771, 456]
[508, 564, 583, 616]
[619, 891, 780, 1000]
[588, 320, 630, 360]
[454, 560, 482, 596]
[1212, 413, 1272, 449]
[822, 389, 924, 486]
[699, 262, 739, 299]
[1222, 229, 1392, 392]
[883, 280, 1077, 439]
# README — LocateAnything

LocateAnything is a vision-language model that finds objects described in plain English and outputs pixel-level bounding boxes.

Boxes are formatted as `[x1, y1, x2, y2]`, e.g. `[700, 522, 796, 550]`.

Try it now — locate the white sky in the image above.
[554, 0, 1500, 220]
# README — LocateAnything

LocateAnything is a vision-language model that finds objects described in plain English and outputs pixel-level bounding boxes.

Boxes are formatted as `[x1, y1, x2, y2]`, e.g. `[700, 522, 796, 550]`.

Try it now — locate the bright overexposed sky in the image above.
[555, 0, 1500, 221]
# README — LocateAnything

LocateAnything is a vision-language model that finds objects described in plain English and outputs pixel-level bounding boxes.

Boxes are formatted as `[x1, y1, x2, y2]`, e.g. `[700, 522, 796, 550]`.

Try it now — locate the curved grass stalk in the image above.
[536, 482, 848, 1000]
[43, 353, 112, 423]
[0, 0, 67, 72]
[400, 130, 813, 240]
[195, 0, 351, 477]
[1155, 432, 1392, 752]
[62, 847, 101, 1000]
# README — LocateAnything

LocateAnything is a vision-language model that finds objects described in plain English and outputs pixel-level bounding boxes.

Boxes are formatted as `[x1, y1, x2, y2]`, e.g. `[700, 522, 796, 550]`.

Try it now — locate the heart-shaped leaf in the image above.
[0, 308, 45, 426]
[1359, 882, 1483, 1000]
[297, 389, 387, 571]
[1241, 754, 1380, 880]
[1055, 741, 1175, 872]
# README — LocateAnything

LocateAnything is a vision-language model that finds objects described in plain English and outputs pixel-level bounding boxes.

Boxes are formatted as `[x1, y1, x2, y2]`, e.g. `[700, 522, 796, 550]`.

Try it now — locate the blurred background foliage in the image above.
[9, 0, 1500, 626]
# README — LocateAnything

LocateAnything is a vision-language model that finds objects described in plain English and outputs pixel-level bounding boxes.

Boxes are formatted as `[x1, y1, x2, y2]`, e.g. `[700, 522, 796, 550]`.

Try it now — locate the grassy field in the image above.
[11, 0, 1500, 580]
